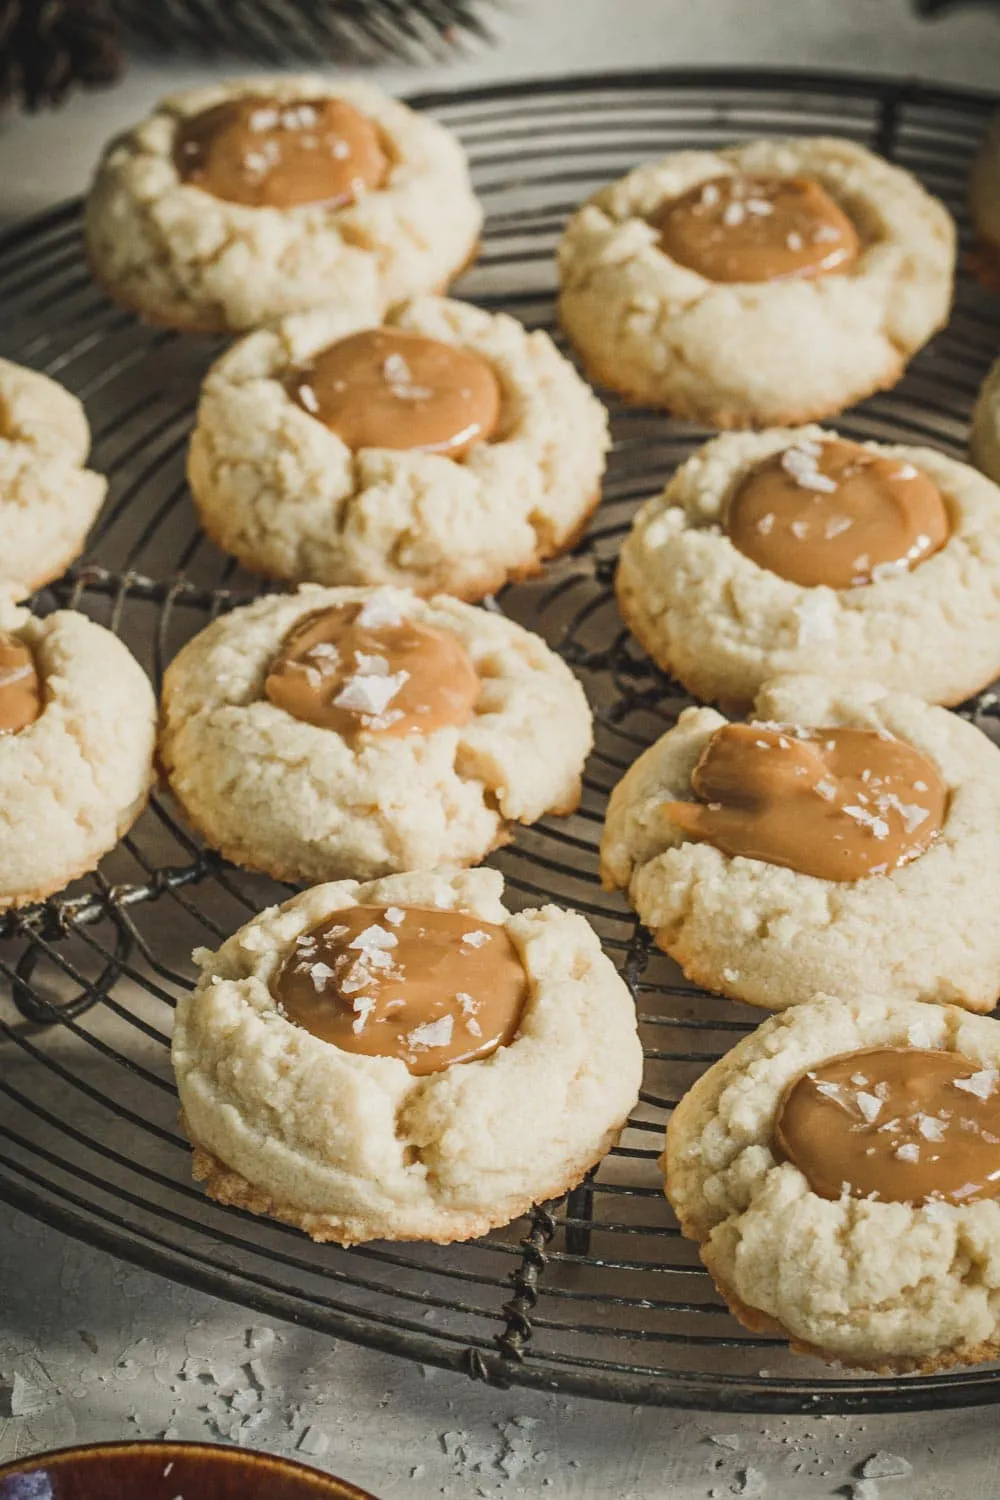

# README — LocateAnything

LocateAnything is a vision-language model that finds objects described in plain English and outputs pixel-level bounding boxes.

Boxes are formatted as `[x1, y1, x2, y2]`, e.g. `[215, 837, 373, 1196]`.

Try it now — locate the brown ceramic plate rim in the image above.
[0, 1439, 377, 1497]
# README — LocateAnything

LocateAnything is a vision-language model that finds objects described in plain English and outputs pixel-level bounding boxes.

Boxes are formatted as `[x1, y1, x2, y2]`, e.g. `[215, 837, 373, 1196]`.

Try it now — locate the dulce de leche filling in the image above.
[728, 437, 950, 589]
[291, 328, 501, 459]
[653, 174, 860, 283]
[174, 94, 388, 209]
[264, 599, 480, 738]
[666, 723, 946, 882]
[775, 1047, 1000, 1205]
[272, 904, 528, 1075]
[0, 634, 42, 735]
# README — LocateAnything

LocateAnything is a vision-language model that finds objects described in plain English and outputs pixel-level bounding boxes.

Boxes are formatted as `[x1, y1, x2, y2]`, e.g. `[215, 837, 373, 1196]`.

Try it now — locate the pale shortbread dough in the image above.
[601, 675, 1000, 1014]
[557, 137, 954, 428]
[0, 600, 156, 907]
[0, 358, 106, 598]
[187, 296, 609, 600]
[616, 426, 1000, 707]
[970, 356, 1000, 485]
[159, 585, 593, 885]
[665, 993, 1000, 1372]
[84, 76, 482, 333]
[173, 867, 644, 1244]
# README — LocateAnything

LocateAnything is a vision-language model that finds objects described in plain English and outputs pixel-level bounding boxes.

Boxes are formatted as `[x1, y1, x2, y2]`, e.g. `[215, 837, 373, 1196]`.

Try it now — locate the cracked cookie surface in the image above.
[0, 600, 156, 907]
[84, 76, 482, 333]
[601, 674, 1000, 1014]
[187, 296, 608, 600]
[665, 992, 1000, 1372]
[159, 584, 593, 884]
[557, 136, 954, 427]
[616, 426, 1000, 707]
[173, 867, 644, 1244]
[0, 358, 106, 597]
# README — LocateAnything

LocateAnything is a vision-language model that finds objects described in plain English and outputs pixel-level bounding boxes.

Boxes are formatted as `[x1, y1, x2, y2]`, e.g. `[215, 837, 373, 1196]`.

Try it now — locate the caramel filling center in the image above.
[272, 904, 528, 1075]
[728, 437, 950, 589]
[653, 173, 860, 284]
[264, 600, 480, 739]
[775, 1047, 1000, 1205]
[666, 723, 946, 882]
[291, 328, 501, 459]
[174, 94, 388, 209]
[0, 634, 42, 735]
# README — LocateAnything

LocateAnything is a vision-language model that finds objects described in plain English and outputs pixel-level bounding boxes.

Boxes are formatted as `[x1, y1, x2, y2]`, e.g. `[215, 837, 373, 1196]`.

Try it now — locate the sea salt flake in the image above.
[700, 182, 721, 207]
[0, 664, 32, 687]
[462, 930, 490, 948]
[334, 669, 409, 716]
[356, 593, 404, 630]
[954, 1069, 998, 1100]
[855, 1091, 882, 1123]
[860, 1452, 912, 1480]
[890, 464, 918, 482]
[786, 230, 804, 250]
[745, 198, 773, 216]
[824, 514, 853, 539]
[756, 512, 775, 535]
[353, 651, 390, 676]
[384, 906, 406, 926]
[815, 777, 837, 802]
[349, 924, 398, 952]
[789, 519, 809, 540]
[408, 1015, 454, 1050]
[894, 1142, 920, 1163]
[722, 200, 747, 227]
[871, 558, 909, 583]
[916, 1114, 946, 1142]
[297, 383, 320, 414]
[307, 961, 336, 991]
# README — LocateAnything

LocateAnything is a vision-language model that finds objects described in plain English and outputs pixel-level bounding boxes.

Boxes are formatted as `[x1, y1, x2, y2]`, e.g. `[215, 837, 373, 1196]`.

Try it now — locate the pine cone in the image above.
[0, 0, 122, 112]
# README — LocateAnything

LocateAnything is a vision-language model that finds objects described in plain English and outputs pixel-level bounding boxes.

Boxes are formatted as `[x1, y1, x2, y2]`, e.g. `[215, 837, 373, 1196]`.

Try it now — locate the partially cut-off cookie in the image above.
[616, 426, 1000, 707]
[666, 992, 1000, 1372]
[0, 600, 156, 907]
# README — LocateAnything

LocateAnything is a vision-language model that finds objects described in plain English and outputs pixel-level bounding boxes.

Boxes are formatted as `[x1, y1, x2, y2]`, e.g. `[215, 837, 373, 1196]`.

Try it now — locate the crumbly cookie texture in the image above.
[970, 357, 1000, 485]
[0, 358, 106, 598]
[601, 674, 1000, 1013]
[159, 585, 593, 884]
[84, 76, 482, 333]
[665, 993, 1000, 1372]
[187, 296, 609, 600]
[173, 867, 644, 1244]
[557, 137, 954, 427]
[0, 601, 156, 907]
[617, 426, 1000, 707]
[970, 113, 1000, 286]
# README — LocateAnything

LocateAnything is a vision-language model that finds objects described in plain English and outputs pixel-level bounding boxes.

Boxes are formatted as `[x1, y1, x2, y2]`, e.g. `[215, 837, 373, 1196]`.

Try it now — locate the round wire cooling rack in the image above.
[2, 68, 1000, 1415]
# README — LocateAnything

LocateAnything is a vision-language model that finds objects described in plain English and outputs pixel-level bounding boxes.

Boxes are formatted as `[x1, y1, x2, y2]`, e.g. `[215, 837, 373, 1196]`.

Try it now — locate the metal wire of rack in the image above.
[2, 69, 1000, 1414]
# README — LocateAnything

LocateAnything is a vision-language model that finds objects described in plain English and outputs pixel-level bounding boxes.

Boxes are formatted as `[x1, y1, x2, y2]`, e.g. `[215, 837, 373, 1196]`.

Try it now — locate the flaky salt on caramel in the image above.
[174, 94, 387, 209]
[666, 722, 946, 882]
[272, 904, 527, 1075]
[291, 328, 501, 459]
[728, 437, 949, 589]
[775, 1047, 1000, 1205]
[264, 598, 480, 739]
[653, 173, 859, 284]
